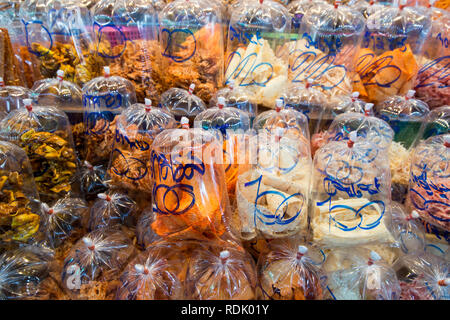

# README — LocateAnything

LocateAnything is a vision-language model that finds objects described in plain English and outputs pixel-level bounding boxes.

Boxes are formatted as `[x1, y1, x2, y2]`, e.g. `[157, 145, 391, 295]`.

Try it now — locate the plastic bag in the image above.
[287, 2, 365, 102]
[325, 105, 395, 151]
[0, 244, 52, 300]
[159, 0, 225, 103]
[79, 160, 108, 201]
[258, 240, 326, 300]
[92, 0, 159, 102]
[0, 78, 30, 120]
[107, 99, 177, 193]
[281, 79, 329, 137]
[0, 141, 41, 243]
[0, 27, 25, 87]
[194, 97, 252, 208]
[325, 249, 401, 300]
[185, 242, 257, 300]
[311, 131, 395, 246]
[61, 228, 135, 299]
[88, 192, 137, 231]
[82, 66, 136, 168]
[234, 101, 312, 240]
[0, 99, 79, 203]
[19, 0, 104, 85]
[149, 121, 232, 241]
[377, 90, 430, 149]
[287, 0, 327, 33]
[31, 69, 84, 157]
[209, 80, 258, 120]
[407, 133, 449, 232]
[356, 4, 432, 103]
[389, 140, 413, 204]
[116, 242, 186, 300]
[136, 207, 161, 249]
[415, 7, 450, 109]
[39, 198, 88, 249]
[390, 202, 426, 254]
[225, 0, 290, 109]
[394, 251, 449, 300]
[417, 105, 450, 141]
[160, 84, 207, 124]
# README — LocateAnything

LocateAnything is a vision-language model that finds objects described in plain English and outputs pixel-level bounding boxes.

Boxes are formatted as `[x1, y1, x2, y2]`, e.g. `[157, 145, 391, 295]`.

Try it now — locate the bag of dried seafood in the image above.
[88, 192, 137, 231]
[324, 249, 401, 300]
[0, 140, 41, 244]
[149, 118, 233, 242]
[107, 98, 177, 193]
[82, 66, 136, 168]
[160, 83, 206, 125]
[0, 244, 52, 300]
[159, 0, 225, 103]
[61, 228, 136, 300]
[194, 97, 252, 211]
[185, 242, 257, 300]
[0, 99, 79, 203]
[356, 4, 431, 103]
[39, 197, 88, 249]
[226, 0, 290, 110]
[287, 1, 365, 103]
[258, 239, 326, 300]
[407, 134, 450, 232]
[116, 241, 187, 300]
[31, 69, 84, 157]
[19, 0, 105, 86]
[394, 251, 449, 300]
[233, 100, 312, 241]
[92, 0, 159, 102]
[311, 131, 395, 247]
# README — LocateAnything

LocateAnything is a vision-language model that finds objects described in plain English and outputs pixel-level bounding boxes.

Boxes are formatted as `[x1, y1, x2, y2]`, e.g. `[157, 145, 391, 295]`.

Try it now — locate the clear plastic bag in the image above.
[0, 141, 41, 243]
[287, 0, 327, 33]
[0, 244, 52, 300]
[325, 249, 401, 300]
[136, 207, 161, 249]
[356, 5, 432, 103]
[225, 0, 291, 109]
[376, 90, 430, 149]
[389, 140, 413, 204]
[394, 251, 449, 300]
[234, 102, 312, 240]
[159, 84, 207, 124]
[82, 66, 136, 168]
[281, 80, 329, 137]
[194, 97, 252, 208]
[0, 99, 79, 203]
[417, 105, 449, 141]
[185, 242, 257, 300]
[19, 0, 103, 85]
[149, 122, 232, 241]
[415, 7, 450, 109]
[407, 133, 449, 232]
[39, 197, 88, 249]
[390, 202, 426, 254]
[88, 192, 137, 231]
[287, 2, 365, 102]
[258, 240, 326, 300]
[92, 0, 159, 102]
[31, 69, 84, 157]
[0, 79, 30, 120]
[159, 0, 225, 103]
[354, 0, 387, 19]
[311, 132, 395, 246]
[107, 99, 177, 193]
[116, 242, 186, 300]
[325, 106, 395, 151]
[61, 228, 136, 299]
[209, 80, 258, 120]
[79, 160, 108, 201]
